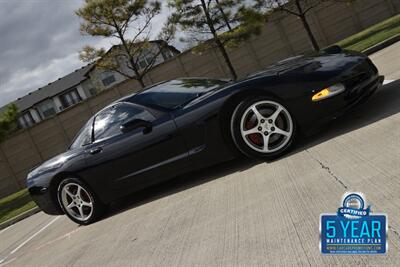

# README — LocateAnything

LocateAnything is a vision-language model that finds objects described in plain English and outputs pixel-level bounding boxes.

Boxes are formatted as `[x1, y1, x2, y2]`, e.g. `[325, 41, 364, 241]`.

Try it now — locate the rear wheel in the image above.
[230, 96, 296, 160]
[57, 178, 106, 225]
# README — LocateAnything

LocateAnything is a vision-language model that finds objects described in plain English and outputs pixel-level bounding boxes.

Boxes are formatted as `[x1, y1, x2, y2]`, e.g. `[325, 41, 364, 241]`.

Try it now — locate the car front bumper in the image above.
[28, 185, 64, 215]
[337, 74, 384, 114]
[301, 74, 384, 134]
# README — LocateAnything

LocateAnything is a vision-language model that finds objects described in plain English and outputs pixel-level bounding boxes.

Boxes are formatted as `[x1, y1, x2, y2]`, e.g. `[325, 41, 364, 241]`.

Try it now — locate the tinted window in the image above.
[38, 100, 56, 118]
[60, 89, 82, 109]
[70, 120, 93, 149]
[94, 104, 155, 141]
[101, 71, 116, 87]
[129, 79, 226, 110]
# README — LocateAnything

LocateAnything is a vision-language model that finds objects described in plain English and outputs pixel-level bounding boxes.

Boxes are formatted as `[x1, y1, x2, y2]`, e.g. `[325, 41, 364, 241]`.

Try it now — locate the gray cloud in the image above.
[0, 0, 96, 107]
[0, 0, 180, 108]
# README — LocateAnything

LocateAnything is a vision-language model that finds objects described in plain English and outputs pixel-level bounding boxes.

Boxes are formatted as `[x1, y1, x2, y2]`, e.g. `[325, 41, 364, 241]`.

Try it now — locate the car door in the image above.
[82, 102, 189, 202]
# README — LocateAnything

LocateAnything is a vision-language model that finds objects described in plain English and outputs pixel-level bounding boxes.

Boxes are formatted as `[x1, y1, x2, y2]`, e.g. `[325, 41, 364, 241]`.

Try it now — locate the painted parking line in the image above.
[384, 80, 394, 85]
[10, 217, 59, 255]
[34, 227, 81, 252]
[0, 257, 16, 267]
[0, 217, 59, 265]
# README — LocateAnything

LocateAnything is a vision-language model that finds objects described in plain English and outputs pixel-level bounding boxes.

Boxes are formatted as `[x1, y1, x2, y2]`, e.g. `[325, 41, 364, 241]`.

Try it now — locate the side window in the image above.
[70, 120, 93, 149]
[101, 71, 116, 87]
[93, 104, 155, 142]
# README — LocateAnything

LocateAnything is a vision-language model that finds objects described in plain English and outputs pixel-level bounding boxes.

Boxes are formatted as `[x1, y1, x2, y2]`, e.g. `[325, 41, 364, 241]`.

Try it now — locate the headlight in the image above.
[312, 83, 345, 102]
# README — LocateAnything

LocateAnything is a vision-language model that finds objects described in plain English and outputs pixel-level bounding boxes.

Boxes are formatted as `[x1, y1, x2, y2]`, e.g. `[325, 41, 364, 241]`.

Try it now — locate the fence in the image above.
[0, 0, 398, 197]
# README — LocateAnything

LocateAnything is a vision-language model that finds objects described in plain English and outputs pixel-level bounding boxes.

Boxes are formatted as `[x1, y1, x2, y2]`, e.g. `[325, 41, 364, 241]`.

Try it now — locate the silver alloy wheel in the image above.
[60, 182, 94, 221]
[239, 100, 293, 153]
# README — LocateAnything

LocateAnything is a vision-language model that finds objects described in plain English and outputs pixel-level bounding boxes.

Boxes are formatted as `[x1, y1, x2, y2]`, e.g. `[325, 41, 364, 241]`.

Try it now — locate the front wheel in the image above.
[57, 178, 106, 225]
[230, 97, 297, 160]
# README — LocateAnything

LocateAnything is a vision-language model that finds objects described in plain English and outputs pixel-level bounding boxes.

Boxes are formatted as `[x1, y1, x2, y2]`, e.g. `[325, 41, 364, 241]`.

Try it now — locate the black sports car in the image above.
[27, 48, 384, 224]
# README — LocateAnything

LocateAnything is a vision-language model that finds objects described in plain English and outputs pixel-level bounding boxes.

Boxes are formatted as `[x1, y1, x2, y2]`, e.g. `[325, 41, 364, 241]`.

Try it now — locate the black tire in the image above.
[57, 177, 106, 225]
[230, 96, 297, 160]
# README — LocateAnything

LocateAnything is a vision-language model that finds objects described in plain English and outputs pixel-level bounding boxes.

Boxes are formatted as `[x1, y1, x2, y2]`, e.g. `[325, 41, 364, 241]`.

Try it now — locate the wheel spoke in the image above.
[262, 135, 270, 152]
[269, 106, 283, 122]
[78, 206, 84, 219]
[65, 187, 75, 198]
[67, 202, 76, 209]
[251, 105, 265, 121]
[243, 127, 259, 136]
[274, 126, 290, 137]
[76, 186, 82, 197]
[82, 201, 93, 208]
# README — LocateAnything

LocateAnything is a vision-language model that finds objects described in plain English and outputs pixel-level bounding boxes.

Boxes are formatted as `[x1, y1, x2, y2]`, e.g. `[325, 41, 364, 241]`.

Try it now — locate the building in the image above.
[10, 64, 96, 129]
[87, 40, 180, 91]
[0, 40, 180, 129]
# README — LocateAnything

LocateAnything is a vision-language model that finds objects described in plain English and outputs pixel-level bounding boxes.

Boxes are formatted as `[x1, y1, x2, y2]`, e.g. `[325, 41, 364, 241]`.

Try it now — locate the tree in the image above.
[76, 0, 175, 88]
[0, 104, 20, 142]
[254, 0, 332, 51]
[214, 0, 234, 31]
[215, 0, 265, 46]
[169, 0, 262, 80]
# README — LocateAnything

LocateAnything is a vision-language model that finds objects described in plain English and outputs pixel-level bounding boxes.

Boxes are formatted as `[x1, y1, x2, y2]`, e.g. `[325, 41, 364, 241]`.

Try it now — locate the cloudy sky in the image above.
[0, 0, 172, 107]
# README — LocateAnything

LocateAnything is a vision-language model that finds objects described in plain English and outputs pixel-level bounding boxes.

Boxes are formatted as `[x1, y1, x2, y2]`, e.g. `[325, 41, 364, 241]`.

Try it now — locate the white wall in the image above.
[76, 85, 88, 100]
[52, 96, 62, 112]
[29, 108, 41, 123]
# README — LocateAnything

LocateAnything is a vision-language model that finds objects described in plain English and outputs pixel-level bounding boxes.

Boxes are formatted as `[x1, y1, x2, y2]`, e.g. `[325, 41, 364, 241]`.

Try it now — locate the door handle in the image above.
[88, 147, 103, 155]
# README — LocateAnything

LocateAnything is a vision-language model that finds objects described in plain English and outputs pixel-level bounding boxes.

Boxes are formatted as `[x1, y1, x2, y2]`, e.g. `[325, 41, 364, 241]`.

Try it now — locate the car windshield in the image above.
[69, 119, 93, 150]
[128, 78, 227, 110]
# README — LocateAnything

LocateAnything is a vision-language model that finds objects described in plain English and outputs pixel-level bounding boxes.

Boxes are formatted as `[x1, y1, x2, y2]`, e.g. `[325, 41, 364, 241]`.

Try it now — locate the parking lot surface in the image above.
[1, 43, 400, 267]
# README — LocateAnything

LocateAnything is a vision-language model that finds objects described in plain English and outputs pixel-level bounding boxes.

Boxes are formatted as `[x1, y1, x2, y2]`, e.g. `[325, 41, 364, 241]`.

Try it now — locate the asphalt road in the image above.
[1, 42, 400, 267]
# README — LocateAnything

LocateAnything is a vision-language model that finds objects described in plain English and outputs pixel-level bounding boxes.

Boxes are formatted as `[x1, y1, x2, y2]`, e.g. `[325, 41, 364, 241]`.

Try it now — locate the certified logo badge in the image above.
[320, 192, 387, 254]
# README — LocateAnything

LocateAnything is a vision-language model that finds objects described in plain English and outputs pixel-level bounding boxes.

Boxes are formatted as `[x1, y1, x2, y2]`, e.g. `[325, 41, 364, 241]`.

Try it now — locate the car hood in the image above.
[248, 50, 365, 79]
[27, 150, 76, 180]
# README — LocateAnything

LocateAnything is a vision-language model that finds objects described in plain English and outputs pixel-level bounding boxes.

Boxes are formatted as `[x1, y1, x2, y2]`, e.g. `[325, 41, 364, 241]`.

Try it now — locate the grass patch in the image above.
[337, 14, 400, 52]
[0, 189, 37, 224]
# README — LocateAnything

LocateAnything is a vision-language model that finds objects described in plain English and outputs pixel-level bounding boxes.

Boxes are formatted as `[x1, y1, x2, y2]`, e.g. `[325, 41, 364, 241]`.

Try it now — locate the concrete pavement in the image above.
[1, 42, 399, 267]
[370, 40, 400, 81]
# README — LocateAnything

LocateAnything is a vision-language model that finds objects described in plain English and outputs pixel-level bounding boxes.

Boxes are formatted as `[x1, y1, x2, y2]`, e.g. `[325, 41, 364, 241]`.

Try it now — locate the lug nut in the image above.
[264, 131, 269, 136]
[258, 127, 262, 131]
[271, 127, 275, 131]
[260, 119, 265, 123]
[268, 119, 273, 123]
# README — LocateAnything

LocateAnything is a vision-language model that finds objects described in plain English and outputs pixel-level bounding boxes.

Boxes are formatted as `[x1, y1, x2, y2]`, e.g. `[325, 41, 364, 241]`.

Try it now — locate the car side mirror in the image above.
[120, 119, 152, 134]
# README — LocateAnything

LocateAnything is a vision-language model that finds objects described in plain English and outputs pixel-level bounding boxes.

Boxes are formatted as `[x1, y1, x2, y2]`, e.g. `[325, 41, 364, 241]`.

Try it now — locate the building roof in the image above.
[108, 40, 181, 56]
[0, 64, 93, 114]
[87, 40, 181, 73]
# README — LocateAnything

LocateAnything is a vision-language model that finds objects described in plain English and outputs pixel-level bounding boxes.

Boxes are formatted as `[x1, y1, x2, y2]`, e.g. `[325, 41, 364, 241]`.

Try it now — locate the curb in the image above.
[0, 207, 41, 231]
[363, 33, 400, 55]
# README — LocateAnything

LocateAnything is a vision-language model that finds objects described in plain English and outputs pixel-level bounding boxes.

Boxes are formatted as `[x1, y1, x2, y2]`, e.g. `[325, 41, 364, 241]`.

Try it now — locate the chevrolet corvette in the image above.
[27, 47, 384, 224]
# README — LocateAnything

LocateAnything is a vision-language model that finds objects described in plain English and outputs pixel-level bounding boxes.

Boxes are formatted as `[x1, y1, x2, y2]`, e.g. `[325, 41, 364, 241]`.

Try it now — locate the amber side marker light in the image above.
[312, 83, 345, 102]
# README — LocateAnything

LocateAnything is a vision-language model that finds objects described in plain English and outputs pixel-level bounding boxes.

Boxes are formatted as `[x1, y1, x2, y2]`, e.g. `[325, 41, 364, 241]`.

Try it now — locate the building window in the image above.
[137, 52, 155, 70]
[18, 111, 35, 128]
[161, 48, 174, 60]
[38, 100, 56, 118]
[89, 87, 98, 96]
[101, 71, 116, 87]
[60, 89, 82, 109]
